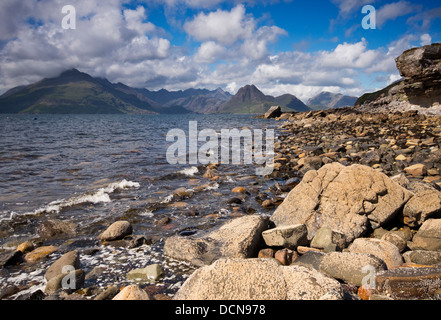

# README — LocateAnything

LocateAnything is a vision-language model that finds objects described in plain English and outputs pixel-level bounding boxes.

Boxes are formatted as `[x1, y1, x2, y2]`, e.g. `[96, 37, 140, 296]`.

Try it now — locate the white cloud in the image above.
[420, 33, 432, 46]
[184, 5, 254, 45]
[195, 41, 227, 63]
[317, 39, 379, 69]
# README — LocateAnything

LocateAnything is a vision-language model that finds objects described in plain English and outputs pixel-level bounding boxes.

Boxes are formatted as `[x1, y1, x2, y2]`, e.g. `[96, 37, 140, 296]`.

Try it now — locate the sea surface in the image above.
[0, 113, 282, 298]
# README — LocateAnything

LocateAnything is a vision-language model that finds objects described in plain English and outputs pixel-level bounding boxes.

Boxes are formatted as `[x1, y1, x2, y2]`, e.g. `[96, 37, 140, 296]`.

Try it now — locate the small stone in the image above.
[261, 200, 274, 208]
[274, 248, 297, 266]
[403, 250, 441, 266]
[404, 163, 427, 177]
[395, 154, 407, 161]
[16, 241, 34, 254]
[127, 264, 163, 282]
[297, 246, 322, 255]
[348, 238, 403, 269]
[112, 285, 150, 300]
[45, 269, 85, 294]
[381, 233, 407, 253]
[155, 217, 171, 226]
[258, 248, 275, 259]
[24, 246, 58, 263]
[232, 187, 246, 193]
[94, 286, 119, 300]
[310, 227, 346, 252]
[262, 224, 308, 249]
[358, 285, 373, 301]
[45, 250, 80, 281]
[97, 221, 133, 241]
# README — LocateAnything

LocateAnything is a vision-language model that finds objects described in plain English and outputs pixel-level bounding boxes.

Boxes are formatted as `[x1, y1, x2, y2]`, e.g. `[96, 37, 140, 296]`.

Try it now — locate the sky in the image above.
[0, 0, 440, 102]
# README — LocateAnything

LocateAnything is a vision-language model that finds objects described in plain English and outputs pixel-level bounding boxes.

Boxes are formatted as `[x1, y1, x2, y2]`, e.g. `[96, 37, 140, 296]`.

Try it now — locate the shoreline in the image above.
[2, 107, 441, 300]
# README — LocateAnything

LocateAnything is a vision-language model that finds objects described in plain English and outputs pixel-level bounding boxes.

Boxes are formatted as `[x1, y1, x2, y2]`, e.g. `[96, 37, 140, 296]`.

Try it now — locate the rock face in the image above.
[173, 258, 344, 300]
[356, 43, 441, 113]
[270, 163, 412, 245]
[396, 44, 441, 107]
[163, 215, 270, 266]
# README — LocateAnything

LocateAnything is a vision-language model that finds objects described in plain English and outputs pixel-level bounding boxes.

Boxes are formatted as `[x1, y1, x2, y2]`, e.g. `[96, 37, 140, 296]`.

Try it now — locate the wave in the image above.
[2, 180, 141, 221]
[177, 166, 199, 177]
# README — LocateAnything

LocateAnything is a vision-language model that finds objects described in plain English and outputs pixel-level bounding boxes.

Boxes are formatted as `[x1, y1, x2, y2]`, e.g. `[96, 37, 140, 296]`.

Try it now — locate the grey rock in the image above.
[270, 163, 412, 245]
[262, 224, 308, 249]
[164, 215, 269, 266]
[381, 232, 407, 253]
[97, 221, 133, 241]
[403, 250, 441, 266]
[45, 250, 80, 281]
[348, 238, 403, 269]
[127, 264, 163, 282]
[45, 269, 85, 294]
[319, 252, 386, 286]
[310, 227, 346, 252]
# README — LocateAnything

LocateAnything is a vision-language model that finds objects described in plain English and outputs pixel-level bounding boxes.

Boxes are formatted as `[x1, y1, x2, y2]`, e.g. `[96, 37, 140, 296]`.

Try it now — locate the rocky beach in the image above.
[1, 44, 441, 301]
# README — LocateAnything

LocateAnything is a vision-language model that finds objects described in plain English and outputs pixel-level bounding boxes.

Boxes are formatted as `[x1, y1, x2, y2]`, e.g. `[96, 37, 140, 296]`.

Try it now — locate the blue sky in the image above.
[0, 0, 440, 102]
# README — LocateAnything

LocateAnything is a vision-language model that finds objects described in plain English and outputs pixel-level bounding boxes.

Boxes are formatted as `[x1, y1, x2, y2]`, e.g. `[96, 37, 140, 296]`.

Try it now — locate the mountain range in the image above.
[307, 91, 358, 110]
[0, 69, 351, 114]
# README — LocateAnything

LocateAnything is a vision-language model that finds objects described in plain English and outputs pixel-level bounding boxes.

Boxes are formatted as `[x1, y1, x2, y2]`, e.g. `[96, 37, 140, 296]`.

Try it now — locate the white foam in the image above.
[31, 179, 140, 215]
[178, 166, 199, 177]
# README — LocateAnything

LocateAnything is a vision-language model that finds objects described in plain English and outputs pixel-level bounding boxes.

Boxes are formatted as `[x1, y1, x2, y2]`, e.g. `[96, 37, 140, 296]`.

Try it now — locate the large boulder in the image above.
[163, 215, 270, 266]
[395, 44, 441, 78]
[264, 106, 282, 119]
[173, 258, 344, 300]
[270, 163, 412, 246]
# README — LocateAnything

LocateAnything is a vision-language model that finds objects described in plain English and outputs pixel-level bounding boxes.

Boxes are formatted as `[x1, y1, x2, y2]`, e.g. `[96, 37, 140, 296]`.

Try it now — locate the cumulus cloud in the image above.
[184, 5, 254, 45]
[0, 0, 175, 92]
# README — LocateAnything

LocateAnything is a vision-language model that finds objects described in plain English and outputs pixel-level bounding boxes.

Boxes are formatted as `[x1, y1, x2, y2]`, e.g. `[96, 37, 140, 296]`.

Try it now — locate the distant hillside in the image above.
[217, 85, 310, 114]
[144, 87, 232, 114]
[0, 69, 191, 114]
[307, 91, 358, 110]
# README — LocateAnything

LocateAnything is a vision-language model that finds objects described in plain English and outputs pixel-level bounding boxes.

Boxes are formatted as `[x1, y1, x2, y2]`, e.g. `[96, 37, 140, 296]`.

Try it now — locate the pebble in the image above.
[24, 246, 58, 263]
